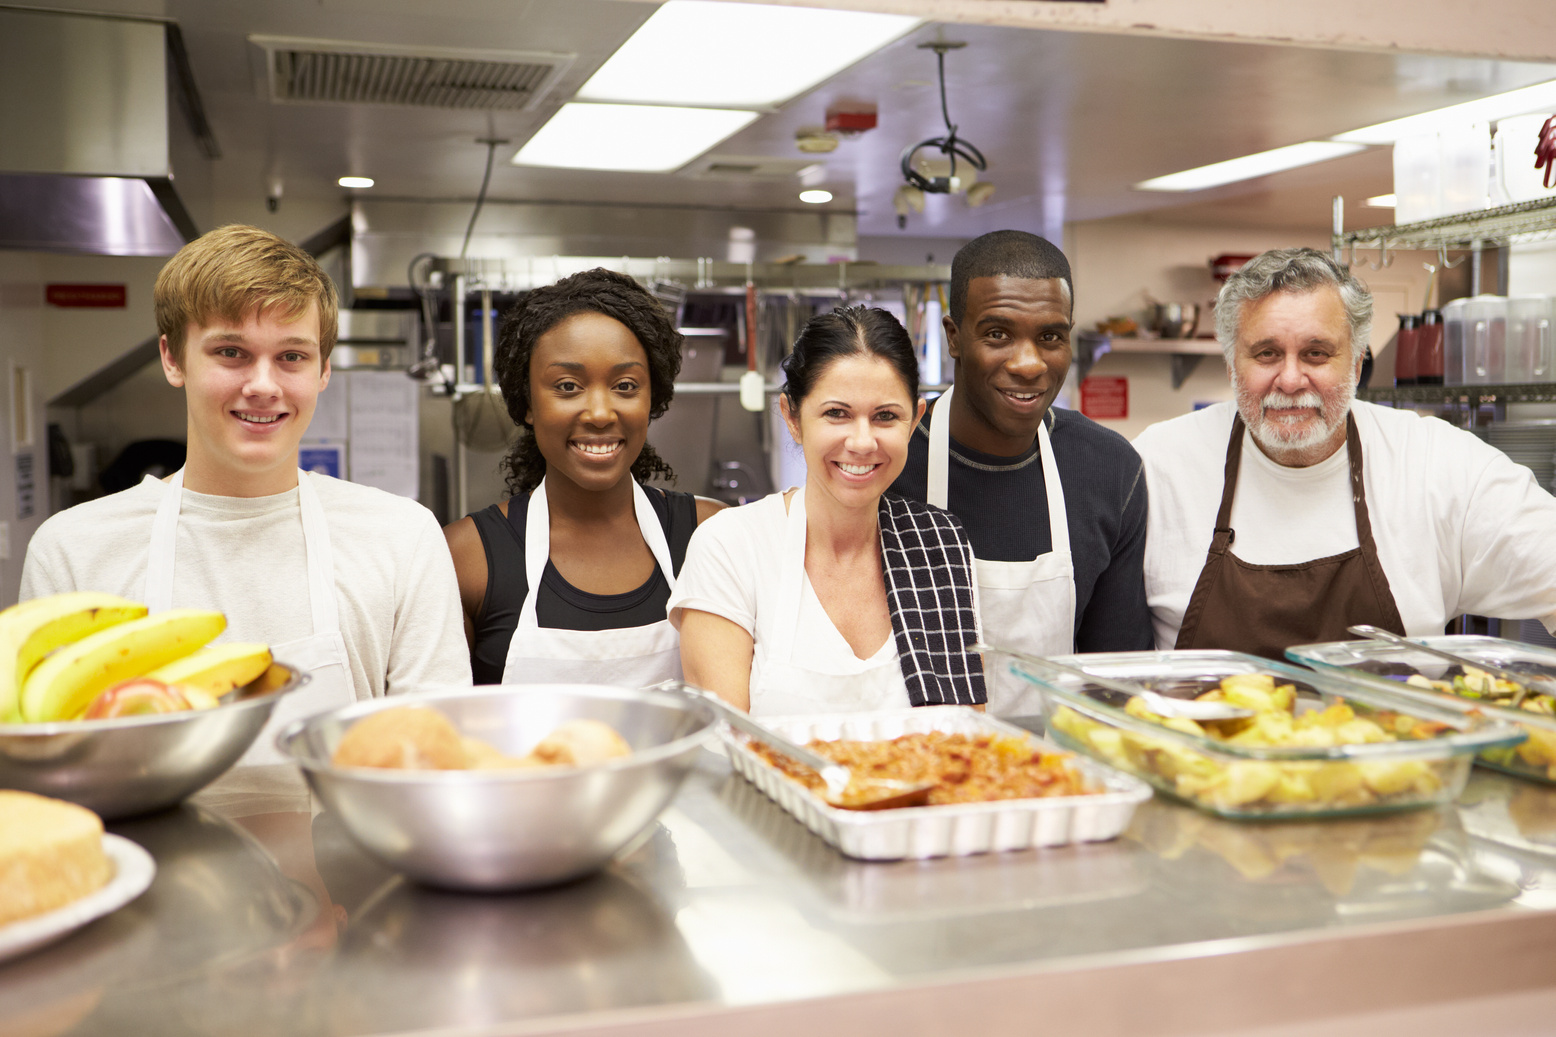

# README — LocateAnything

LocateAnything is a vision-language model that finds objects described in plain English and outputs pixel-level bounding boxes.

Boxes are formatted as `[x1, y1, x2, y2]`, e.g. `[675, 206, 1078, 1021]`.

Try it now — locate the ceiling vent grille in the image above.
[684, 155, 824, 180]
[249, 36, 574, 111]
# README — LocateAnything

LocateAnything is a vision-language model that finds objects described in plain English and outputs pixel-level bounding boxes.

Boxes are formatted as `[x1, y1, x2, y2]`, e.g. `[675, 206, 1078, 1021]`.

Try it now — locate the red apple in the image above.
[82, 678, 192, 719]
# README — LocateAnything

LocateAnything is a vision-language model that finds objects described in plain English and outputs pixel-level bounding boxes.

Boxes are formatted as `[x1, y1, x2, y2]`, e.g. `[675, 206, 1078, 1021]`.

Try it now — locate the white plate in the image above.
[0, 835, 155, 964]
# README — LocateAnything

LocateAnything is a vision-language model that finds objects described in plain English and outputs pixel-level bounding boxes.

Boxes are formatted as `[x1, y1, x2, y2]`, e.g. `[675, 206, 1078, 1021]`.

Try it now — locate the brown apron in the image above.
[1174, 413, 1406, 660]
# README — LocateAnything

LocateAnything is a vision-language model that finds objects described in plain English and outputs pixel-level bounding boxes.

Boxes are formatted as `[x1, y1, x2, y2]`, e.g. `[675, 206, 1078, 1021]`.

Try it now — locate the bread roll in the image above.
[529, 719, 633, 767]
[332, 707, 467, 770]
[461, 736, 548, 770]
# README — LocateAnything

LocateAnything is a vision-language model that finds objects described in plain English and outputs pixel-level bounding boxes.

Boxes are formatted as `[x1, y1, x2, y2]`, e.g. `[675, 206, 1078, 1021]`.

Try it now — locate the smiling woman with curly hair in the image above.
[444, 268, 724, 686]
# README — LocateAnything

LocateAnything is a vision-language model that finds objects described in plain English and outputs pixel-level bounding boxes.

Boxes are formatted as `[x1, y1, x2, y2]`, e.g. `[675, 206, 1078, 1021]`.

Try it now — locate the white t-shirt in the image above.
[1133, 401, 1556, 649]
[1226, 428, 1357, 564]
[20, 473, 472, 700]
[667, 492, 911, 710]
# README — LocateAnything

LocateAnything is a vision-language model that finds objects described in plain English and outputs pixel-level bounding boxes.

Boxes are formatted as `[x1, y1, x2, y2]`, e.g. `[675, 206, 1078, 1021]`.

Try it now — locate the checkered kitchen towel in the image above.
[877, 493, 987, 706]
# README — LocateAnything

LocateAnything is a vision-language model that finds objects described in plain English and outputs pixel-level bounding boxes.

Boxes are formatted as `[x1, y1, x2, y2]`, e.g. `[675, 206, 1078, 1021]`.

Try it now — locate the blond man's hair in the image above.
[155, 224, 339, 366]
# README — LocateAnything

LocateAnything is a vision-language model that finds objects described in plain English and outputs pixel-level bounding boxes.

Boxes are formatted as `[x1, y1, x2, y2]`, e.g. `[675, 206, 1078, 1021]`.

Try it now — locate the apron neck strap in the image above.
[517, 478, 677, 629]
[770, 488, 810, 662]
[1213, 416, 1246, 548]
[926, 384, 953, 509]
[1035, 418, 1069, 555]
[144, 468, 185, 612]
[295, 472, 341, 635]
[927, 385, 1068, 557]
[1218, 411, 1369, 551]
[145, 469, 339, 635]
[1343, 412, 1378, 546]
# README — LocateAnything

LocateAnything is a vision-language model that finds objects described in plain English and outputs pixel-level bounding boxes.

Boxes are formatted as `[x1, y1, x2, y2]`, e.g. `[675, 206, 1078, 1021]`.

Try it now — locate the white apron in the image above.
[500, 478, 683, 687]
[928, 385, 1076, 715]
[146, 469, 353, 766]
[748, 488, 911, 716]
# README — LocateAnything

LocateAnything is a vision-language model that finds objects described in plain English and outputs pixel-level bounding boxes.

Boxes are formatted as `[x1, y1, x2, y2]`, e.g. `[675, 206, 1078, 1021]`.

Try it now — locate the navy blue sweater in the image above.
[889, 405, 1153, 652]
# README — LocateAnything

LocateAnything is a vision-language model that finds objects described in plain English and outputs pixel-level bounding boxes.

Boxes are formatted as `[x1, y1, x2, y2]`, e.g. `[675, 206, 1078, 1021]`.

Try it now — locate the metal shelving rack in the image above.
[1358, 382, 1556, 405]
[1338, 195, 1556, 418]
[1334, 196, 1556, 255]
[1332, 195, 1556, 297]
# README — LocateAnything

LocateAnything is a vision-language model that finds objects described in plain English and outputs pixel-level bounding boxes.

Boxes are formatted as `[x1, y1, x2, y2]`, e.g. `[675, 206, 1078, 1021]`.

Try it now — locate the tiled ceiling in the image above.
[19, 0, 1556, 240]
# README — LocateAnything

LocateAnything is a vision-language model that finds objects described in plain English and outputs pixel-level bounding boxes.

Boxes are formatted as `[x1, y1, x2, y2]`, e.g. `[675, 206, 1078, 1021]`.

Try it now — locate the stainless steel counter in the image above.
[6, 751, 1556, 1037]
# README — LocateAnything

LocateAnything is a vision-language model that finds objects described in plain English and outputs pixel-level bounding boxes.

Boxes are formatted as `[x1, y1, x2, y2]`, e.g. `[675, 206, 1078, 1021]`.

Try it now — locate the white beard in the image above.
[1234, 376, 1356, 465]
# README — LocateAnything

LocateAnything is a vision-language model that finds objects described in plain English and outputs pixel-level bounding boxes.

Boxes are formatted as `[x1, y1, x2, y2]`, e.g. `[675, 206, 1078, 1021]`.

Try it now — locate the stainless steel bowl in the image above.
[276, 684, 718, 891]
[1147, 302, 1200, 340]
[0, 662, 309, 820]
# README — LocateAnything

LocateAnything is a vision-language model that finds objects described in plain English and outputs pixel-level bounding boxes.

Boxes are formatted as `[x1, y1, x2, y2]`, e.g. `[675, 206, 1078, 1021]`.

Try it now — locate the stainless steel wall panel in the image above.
[0, 174, 186, 256]
[0, 10, 169, 178]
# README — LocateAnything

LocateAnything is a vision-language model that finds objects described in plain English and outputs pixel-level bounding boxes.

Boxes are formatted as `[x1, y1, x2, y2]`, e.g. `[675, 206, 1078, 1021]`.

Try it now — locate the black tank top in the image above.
[468, 486, 698, 684]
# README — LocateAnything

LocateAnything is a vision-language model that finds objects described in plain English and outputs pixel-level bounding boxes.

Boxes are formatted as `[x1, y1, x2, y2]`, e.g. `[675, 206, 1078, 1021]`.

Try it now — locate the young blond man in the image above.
[22, 225, 471, 759]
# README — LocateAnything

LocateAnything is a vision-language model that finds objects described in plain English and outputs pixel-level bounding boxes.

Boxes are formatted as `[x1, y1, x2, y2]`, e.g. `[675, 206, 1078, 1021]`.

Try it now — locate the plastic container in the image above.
[997, 648, 1524, 820]
[1287, 635, 1556, 786]
[1507, 295, 1554, 384]
[722, 707, 1151, 860]
[1393, 132, 1443, 223]
[1418, 308, 1447, 385]
[1394, 313, 1420, 385]
[1463, 295, 1508, 385]
[1440, 122, 1491, 216]
[1496, 114, 1556, 204]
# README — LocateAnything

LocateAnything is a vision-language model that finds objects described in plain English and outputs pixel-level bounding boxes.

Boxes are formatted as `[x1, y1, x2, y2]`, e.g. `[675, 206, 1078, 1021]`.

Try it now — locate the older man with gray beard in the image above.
[1132, 247, 1556, 659]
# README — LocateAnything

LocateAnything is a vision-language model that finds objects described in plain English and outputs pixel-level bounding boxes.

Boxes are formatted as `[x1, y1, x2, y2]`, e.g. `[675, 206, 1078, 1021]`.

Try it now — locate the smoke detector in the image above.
[684, 155, 823, 180]
[795, 127, 840, 154]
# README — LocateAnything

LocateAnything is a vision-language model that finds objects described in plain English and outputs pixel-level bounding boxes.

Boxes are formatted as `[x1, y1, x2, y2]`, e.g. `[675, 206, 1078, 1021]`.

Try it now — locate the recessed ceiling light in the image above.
[1366, 193, 1398, 208]
[338, 176, 374, 189]
[1134, 141, 1367, 192]
[512, 103, 759, 172]
[578, 1, 919, 108]
[799, 189, 833, 204]
[1334, 79, 1556, 145]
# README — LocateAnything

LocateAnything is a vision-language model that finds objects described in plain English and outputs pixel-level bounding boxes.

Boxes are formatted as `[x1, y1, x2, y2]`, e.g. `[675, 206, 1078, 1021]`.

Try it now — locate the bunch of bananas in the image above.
[0, 593, 272, 723]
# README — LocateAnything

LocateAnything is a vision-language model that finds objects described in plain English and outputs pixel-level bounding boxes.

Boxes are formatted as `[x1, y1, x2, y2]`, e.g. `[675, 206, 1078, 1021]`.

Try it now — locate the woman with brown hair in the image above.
[671, 305, 985, 714]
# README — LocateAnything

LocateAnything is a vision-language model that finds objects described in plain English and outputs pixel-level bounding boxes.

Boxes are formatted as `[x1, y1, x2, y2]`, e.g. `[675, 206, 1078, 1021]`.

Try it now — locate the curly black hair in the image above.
[494, 268, 683, 496]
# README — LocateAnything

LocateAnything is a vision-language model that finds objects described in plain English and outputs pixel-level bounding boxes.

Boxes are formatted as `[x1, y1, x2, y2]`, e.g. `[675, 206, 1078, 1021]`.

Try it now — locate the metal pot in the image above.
[1148, 303, 1200, 340]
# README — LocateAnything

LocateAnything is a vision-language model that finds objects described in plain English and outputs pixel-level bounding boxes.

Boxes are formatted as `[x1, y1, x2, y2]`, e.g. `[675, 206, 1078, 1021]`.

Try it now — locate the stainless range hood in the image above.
[0, 8, 211, 255]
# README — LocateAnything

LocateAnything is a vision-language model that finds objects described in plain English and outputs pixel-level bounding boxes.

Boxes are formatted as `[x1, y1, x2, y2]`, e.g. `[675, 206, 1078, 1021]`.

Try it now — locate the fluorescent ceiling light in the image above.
[1334, 79, 1556, 145]
[578, 1, 919, 108]
[513, 103, 759, 172]
[799, 190, 832, 204]
[1135, 141, 1366, 192]
[338, 176, 374, 188]
[1366, 193, 1397, 208]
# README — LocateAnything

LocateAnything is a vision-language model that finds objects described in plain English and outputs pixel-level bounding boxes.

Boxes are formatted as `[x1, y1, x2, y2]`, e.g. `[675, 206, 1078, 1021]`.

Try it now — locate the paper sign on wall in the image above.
[307, 379, 349, 441]
[347, 371, 419, 499]
[1080, 377, 1128, 420]
[15, 452, 34, 519]
[45, 284, 126, 308]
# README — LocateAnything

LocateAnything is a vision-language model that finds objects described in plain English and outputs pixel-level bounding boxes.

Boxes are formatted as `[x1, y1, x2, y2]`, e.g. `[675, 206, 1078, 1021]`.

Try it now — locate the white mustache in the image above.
[1262, 390, 1323, 414]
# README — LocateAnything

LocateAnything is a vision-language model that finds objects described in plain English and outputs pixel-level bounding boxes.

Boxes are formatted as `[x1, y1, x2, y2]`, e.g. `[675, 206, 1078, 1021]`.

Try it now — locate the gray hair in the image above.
[1214, 248, 1372, 365]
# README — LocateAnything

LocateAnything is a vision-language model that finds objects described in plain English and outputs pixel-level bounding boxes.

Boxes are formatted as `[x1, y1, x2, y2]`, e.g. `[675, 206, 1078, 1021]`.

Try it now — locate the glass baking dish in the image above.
[1286, 635, 1556, 786]
[994, 647, 1525, 820]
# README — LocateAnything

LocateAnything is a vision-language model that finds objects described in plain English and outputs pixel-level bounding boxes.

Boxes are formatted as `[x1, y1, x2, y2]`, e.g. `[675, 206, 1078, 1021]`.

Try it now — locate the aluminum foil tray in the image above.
[722, 706, 1152, 861]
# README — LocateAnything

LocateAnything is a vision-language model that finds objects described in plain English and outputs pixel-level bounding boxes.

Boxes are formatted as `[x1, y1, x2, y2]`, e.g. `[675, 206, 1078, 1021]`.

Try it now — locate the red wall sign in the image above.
[1080, 376, 1129, 420]
[46, 284, 126, 308]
